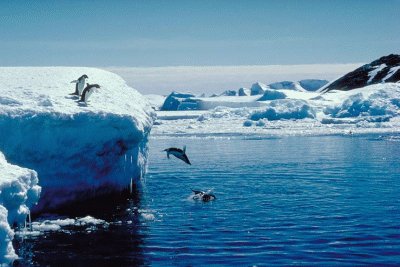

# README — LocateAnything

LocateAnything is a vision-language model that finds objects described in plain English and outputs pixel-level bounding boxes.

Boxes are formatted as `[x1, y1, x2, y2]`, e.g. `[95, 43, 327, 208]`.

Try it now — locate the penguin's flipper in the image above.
[191, 189, 203, 195]
[71, 80, 78, 83]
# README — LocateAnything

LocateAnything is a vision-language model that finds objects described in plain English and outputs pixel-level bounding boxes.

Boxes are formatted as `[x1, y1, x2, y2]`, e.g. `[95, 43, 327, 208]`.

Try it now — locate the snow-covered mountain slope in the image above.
[0, 67, 154, 212]
[320, 54, 400, 92]
[0, 152, 40, 265]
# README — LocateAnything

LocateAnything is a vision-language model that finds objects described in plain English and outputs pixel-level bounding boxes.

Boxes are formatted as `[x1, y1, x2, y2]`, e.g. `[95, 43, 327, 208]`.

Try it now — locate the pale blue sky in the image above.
[1, 0, 399, 67]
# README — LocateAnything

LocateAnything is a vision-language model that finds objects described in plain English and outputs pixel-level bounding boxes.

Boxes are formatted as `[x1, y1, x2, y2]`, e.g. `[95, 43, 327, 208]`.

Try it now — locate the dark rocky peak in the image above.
[321, 54, 400, 93]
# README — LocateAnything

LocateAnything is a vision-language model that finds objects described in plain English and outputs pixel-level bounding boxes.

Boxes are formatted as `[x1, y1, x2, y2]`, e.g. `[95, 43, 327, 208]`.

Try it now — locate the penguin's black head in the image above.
[82, 74, 88, 79]
[93, 84, 100, 88]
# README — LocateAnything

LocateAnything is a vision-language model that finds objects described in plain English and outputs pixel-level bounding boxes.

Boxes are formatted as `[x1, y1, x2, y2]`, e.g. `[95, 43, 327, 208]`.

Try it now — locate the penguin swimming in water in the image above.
[70, 74, 88, 96]
[191, 189, 216, 202]
[163, 146, 191, 165]
[79, 83, 100, 103]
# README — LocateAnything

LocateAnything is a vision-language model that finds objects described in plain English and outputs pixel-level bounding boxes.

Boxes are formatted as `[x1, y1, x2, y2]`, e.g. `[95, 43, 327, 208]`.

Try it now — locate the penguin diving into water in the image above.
[163, 146, 191, 165]
[78, 83, 100, 103]
[191, 189, 216, 202]
[70, 74, 88, 96]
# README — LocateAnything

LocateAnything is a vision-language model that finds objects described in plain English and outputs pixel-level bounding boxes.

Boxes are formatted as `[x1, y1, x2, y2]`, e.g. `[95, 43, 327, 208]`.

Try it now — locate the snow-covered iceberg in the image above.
[257, 89, 287, 101]
[0, 67, 154, 212]
[268, 81, 304, 91]
[0, 152, 40, 265]
[322, 83, 400, 119]
[250, 99, 316, 121]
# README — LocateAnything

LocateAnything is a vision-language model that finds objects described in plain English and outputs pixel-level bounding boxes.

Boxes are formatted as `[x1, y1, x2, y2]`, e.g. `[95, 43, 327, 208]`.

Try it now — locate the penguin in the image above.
[70, 74, 88, 96]
[191, 189, 216, 202]
[79, 83, 100, 103]
[163, 146, 191, 165]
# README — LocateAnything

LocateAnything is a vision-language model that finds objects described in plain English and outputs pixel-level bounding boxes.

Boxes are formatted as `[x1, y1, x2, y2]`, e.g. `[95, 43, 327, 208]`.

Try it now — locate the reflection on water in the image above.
[13, 134, 400, 266]
[13, 187, 148, 267]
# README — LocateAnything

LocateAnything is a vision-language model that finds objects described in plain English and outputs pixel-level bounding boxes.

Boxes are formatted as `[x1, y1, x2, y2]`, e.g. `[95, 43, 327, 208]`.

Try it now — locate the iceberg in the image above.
[0, 67, 154, 212]
[250, 82, 267, 95]
[161, 92, 195, 110]
[238, 87, 250, 96]
[0, 152, 40, 265]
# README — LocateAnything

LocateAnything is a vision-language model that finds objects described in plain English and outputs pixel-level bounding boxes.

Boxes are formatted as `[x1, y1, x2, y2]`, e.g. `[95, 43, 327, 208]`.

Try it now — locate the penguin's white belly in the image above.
[84, 89, 94, 102]
[77, 81, 85, 95]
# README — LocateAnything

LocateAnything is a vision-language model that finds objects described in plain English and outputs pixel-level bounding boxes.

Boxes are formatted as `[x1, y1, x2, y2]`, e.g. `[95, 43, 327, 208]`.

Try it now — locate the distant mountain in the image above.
[320, 54, 400, 93]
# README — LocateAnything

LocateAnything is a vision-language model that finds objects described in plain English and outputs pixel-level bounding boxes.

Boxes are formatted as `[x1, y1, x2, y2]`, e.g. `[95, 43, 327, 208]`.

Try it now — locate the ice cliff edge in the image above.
[0, 67, 155, 212]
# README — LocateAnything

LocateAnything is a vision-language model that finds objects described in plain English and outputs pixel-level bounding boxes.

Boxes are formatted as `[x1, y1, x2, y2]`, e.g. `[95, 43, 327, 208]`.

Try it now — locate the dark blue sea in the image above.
[14, 135, 400, 266]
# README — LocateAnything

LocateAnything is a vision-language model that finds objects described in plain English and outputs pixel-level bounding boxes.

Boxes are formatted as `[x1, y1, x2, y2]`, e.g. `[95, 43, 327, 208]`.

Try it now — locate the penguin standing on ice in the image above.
[163, 146, 191, 165]
[79, 83, 100, 103]
[70, 74, 88, 96]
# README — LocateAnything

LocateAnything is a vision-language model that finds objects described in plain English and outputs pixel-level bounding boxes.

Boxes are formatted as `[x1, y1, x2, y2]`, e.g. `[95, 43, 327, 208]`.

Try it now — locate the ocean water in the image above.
[14, 134, 400, 266]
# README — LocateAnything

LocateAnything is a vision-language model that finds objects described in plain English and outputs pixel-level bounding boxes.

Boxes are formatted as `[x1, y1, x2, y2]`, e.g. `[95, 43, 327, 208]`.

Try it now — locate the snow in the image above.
[257, 89, 287, 101]
[268, 81, 304, 91]
[323, 84, 400, 118]
[382, 66, 400, 82]
[368, 64, 387, 83]
[250, 99, 316, 121]
[0, 67, 154, 212]
[0, 152, 41, 265]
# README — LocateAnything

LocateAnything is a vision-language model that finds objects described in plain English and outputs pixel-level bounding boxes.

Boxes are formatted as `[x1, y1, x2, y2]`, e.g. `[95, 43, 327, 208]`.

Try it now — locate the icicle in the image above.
[130, 154, 133, 164]
[130, 177, 133, 195]
[28, 211, 32, 231]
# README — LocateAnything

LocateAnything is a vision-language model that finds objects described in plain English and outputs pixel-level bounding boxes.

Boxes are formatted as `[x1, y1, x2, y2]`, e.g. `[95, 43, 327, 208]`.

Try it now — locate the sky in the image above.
[0, 0, 399, 93]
